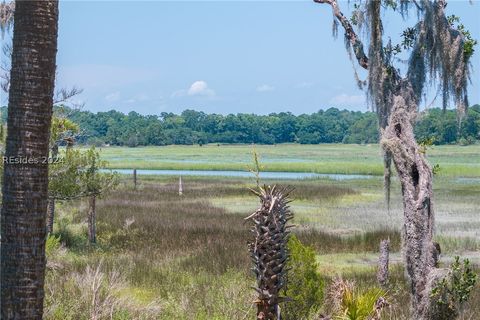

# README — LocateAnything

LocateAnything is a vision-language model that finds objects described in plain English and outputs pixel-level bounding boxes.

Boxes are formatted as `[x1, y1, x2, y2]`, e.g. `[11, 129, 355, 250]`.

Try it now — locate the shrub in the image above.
[45, 234, 62, 257]
[458, 136, 476, 146]
[338, 287, 386, 320]
[282, 234, 324, 320]
[324, 278, 388, 320]
[430, 257, 478, 319]
[54, 214, 88, 249]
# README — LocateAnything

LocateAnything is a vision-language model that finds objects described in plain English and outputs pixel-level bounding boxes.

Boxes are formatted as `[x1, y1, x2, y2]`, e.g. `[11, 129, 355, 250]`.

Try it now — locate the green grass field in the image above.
[45, 144, 480, 319]
[90, 144, 480, 177]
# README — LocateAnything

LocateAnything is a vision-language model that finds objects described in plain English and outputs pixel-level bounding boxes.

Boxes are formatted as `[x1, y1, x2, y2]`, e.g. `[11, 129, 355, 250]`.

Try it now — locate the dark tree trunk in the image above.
[246, 186, 292, 320]
[133, 168, 137, 190]
[87, 195, 97, 244]
[46, 197, 55, 234]
[46, 142, 59, 232]
[0, 1, 59, 319]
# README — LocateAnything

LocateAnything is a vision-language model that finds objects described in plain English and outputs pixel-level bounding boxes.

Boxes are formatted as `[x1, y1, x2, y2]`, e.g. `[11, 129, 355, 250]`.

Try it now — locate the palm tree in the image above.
[1, 1, 59, 318]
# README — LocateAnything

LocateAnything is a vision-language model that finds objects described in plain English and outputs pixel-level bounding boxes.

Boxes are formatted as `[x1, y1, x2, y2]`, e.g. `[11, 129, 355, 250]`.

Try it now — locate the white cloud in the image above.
[256, 84, 275, 92]
[329, 93, 366, 106]
[172, 80, 215, 98]
[188, 80, 215, 96]
[105, 92, 120, 102]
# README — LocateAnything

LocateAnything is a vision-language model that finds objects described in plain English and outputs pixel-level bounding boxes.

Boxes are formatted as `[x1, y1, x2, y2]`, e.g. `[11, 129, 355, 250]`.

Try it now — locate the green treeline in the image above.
[2, 105, 479, 146]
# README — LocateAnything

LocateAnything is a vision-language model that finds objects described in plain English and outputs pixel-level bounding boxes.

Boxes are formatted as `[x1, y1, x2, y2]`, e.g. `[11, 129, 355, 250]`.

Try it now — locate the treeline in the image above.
[1, 105, 479, 146]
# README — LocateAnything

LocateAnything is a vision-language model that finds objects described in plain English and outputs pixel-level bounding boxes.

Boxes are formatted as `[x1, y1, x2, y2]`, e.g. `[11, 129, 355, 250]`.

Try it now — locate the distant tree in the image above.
[42, 105, 479, 147]
[0, 1, 59, 318]
[46, 116, 80, 233]
[314, 0, 476, 318]
[343, 113, 378, 144]
[81, 147, 118, 244]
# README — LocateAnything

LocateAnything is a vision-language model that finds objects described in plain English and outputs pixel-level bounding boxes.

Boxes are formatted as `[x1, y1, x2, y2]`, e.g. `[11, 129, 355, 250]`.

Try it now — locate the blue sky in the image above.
[9, 1, 480, 115]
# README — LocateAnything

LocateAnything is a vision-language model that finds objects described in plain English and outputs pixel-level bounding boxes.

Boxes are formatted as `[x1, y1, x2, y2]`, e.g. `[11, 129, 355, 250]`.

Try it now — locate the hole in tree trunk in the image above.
[411, 164, 419, 188]
[394, 123, 402, 138]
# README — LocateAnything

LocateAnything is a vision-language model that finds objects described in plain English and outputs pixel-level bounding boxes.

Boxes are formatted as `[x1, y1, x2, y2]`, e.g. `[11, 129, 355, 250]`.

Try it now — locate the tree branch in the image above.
[314, 0, 369, 69]
[53, 86, 84, 105]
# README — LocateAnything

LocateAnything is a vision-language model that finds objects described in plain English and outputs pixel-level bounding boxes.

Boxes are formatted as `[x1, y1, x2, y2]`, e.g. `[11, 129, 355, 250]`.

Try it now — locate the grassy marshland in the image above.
[44, 171, 480, 319]
[89, 144, 480, 177]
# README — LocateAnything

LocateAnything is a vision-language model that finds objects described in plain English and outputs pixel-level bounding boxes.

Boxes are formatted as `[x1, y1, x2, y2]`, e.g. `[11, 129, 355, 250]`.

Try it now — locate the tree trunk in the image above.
[246, 186, 292, 320]
[0, 1, 59, 318]
[381, 93, 438, 319]
[377, 239, 390, 288]
[133, 168, 137, 190]
[46, 197, 55, 234]
[46, 143, 59, 233]
[88, 195, 97, 244]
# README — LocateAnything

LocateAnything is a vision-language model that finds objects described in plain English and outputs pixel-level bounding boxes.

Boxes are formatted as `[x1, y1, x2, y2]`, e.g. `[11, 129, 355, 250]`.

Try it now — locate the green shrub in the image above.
[54, 216, 88, 249]
[46, 234, 62, 257]
[430, 257, 477, 319]
[282, 234, 324, 320]
[338, 287, 385, 320]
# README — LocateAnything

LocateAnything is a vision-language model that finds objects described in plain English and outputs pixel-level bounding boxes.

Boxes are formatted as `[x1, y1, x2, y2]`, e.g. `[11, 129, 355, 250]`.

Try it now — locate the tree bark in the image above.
[381, 92, 438, 319]
[133, 168, 137, 190]
[46, 197, 55, 234]
[88, 195, 97, 244]
[0, 1, 59, 319]
[377, 239, 390, 288]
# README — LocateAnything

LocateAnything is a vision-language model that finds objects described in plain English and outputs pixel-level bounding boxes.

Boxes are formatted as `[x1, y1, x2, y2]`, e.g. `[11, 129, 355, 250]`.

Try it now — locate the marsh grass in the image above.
[298, 229, 401, 254]
[44, 175, 480, 319]
[88, 144, 480, 177]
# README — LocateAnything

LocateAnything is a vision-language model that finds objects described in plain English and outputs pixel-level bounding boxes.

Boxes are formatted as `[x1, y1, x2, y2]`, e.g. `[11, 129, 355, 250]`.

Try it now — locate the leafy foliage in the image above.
[45, 234, 62, 257]
[82, 147, 118, 197]
[49, 146, 119, 201]
[50, 116, 79, 150]
[336, 287, 385, 320]
[430, 257, 478, 319]
[447, 15, 478, 59]
[282, 235, 324, 320]
[2, 105, 476, 147]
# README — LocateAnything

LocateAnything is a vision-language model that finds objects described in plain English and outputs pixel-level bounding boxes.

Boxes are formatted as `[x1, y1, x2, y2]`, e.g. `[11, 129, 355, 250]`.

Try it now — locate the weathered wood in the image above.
[382, 92, 436, 319]
[314, 0, 471, 317]
[178, 176, 183, 196]
[87, 195, 97, 244]
[377, 239, 390, 288]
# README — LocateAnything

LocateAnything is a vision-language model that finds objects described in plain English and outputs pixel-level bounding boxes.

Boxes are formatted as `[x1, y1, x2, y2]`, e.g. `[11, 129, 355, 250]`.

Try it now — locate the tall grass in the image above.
[86, 144, 480, 177]
[44, 176, 480, 319]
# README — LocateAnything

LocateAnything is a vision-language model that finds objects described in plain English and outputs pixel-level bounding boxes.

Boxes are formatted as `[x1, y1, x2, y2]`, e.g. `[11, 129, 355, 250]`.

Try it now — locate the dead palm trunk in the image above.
[377, 239, 390, 288]
[88, 195, 97, 244]
[245, 185, 292, 320]
[0, 1, 59, 318]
